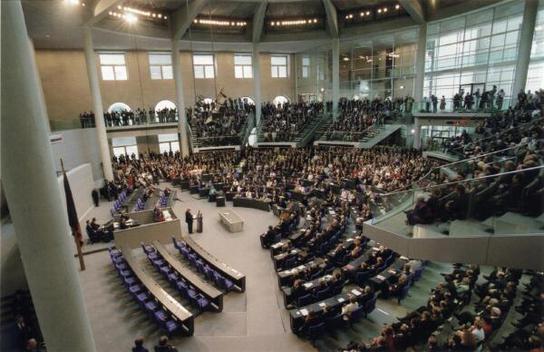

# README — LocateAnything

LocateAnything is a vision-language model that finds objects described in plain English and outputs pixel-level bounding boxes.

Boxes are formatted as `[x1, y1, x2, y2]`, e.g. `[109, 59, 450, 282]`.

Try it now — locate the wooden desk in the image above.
[180, 235, 246, 292]
[277, 258, 326, 287]
[218, 210, 243, 232]
[289, 287, 364, 332]
[122, 250, 194, 335]
[153, 241, 223, 312]
[232, 197, 271, 211]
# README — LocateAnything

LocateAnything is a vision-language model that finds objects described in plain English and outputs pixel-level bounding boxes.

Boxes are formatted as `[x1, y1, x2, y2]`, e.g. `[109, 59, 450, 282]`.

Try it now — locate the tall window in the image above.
[234, 54, 253, 78]
[149, 53, 173, 80]
[112, 137, 138, 158]
[99, 53, 128, 81]
[424, 2, 524, 106]
[302, 56, 310, 78]
[527, 3, 544, 92]
[193, 54, 215, 79]
[271, 55, 288, 78]
[158, 134, 180, 153]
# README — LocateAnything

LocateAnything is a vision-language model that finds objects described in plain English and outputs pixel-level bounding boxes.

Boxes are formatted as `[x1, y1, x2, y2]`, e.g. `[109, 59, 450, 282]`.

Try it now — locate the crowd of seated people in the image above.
[405, 140, 543, 225]
[497, 272, 543, 351]
[325, 97, 409, 141]
[441, 88, 543, 158]
[131, 335, 179, 352]
[340, 264, 480, 351]
[187, 96, 253, 146]
[260, 101, 323, 142]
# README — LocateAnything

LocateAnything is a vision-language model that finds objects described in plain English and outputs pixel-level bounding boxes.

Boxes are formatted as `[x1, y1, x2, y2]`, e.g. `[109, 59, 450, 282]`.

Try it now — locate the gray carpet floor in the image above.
[75, 186, 453, 352]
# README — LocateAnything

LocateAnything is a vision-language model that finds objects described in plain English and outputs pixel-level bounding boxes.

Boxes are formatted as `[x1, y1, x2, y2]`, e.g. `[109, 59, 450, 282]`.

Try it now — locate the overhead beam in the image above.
[252, 1, 268, 43]
[86, 0, 123, 25]
[171, 0, 208, 41]
[322, 0, 339, 38]
[399, 0, 425, 24]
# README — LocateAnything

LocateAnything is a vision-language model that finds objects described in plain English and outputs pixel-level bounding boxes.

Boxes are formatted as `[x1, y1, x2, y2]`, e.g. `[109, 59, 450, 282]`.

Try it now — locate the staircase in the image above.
[359, 124, 402, 148]
[256, 113, 329, 147]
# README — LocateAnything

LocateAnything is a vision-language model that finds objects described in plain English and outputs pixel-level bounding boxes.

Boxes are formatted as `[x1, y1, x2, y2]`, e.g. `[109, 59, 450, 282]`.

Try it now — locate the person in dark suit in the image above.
[132, 336, 149, 352]
[185, 209, 194, 234]
[154, 336, 178, 352]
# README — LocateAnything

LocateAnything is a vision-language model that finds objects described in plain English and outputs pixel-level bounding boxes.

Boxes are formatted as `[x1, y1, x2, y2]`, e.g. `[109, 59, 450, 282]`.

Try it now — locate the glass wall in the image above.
[424, 1, 524, 110]
[294, 45, 331, 102]
[526, 0, 544, 92]
[338, 30, 417, 100]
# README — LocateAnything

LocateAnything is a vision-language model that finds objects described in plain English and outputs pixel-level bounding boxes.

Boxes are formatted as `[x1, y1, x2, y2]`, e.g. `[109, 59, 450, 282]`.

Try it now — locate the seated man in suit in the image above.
[341, 295, 359, 322]
[154, 336, 178, 352]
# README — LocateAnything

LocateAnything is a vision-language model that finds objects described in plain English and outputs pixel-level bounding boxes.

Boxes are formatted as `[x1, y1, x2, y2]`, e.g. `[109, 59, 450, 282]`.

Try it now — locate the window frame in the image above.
[193, 53, 216, 79]
[234, 53, 253, 79]
[148, 52, 173, 80]
[271, 54, 289, 78]
[99, 53, 128, 81]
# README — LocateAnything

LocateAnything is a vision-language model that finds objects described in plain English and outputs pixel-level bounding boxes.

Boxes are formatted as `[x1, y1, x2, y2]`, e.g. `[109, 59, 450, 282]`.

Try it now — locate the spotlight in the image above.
[395, 4, 400, 10]
[125, 13, 138, 24]
[384, 7, 388, 12]
[378, 9, 382, 13]
[411, 129, 415, 134]
[366, 11, 370, 15]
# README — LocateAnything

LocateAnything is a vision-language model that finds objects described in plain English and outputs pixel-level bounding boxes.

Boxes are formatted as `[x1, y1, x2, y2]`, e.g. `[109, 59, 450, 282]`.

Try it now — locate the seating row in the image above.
[110, 190, 128, 216]
[108, 248, 194, 336]
[142, 243, 220, 312]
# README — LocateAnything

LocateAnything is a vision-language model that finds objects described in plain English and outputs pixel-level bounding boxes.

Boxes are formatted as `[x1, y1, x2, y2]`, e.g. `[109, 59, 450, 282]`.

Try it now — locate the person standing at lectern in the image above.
[185, 208, 194, 234]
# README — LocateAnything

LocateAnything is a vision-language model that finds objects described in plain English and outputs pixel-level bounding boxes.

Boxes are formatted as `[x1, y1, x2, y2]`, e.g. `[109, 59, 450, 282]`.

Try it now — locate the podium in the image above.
[196, 214, 203, 233]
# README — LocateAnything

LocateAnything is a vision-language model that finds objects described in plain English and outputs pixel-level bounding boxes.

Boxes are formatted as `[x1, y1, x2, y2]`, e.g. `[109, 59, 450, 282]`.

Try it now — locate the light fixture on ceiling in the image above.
[400, 85, 405, 89]
[342, 57, 349, 61]
[395, 4, 400, 10]
[377, 9, 382, 13]
[65, 0, 79, 5]
[125, 13, 138, 24]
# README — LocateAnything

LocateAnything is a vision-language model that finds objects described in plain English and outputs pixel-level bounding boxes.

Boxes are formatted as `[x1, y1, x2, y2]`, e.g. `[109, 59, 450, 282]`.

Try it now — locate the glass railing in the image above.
[192, 135, 243, 148]
[416, 143, 530, 187]
[413, 97, 514, 114]
[370, 165, 544, 237]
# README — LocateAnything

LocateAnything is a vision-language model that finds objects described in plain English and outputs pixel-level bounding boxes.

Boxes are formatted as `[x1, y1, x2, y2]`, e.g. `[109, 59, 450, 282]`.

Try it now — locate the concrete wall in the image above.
[35, 49, 295, 130]
[50, 128, 103, 181]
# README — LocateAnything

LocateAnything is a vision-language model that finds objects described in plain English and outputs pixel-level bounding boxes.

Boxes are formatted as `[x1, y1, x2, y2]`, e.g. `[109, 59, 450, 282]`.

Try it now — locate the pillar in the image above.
[172, 40, 190, 157]
[1, 1, 96, 351]
[252, 43, 262, 125]
[83, 27, 113, 181]
[414, 23, 427, 105]
[413, 117, 422, 149]
[331, 38, 340, 118]
[512, 0, 538, 95]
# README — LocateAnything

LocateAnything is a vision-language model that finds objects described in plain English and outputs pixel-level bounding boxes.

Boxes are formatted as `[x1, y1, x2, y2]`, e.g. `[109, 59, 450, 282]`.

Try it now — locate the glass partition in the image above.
[370, 165, 544, 238]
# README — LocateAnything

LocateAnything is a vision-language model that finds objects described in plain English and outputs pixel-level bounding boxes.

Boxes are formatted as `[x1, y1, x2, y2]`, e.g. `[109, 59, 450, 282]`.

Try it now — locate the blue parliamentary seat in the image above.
[297, 293, 314, 307]
[129, 284, 142, 295]
[154, 309, 168, 323]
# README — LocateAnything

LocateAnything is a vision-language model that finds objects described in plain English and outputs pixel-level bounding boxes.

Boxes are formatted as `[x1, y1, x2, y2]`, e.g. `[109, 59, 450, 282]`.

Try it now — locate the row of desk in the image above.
[232, 197, 271, 211]
[289, 287, 366, 331]
[180, 235, 246, 292]
[122, 249, 195, 336]
[152, 241, 224, 312]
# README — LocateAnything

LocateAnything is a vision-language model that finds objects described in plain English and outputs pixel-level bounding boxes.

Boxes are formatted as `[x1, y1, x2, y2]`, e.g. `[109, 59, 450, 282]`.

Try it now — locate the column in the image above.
[83, 27, 113, 181]
[172, 40, 190, 157]
[512, 0, 538, 96]
[414, 23, 427, 105]
[413, 117, 422, 150]
[1, 1, 96, 351]
[331, 38, 340, 118]
[252, 43, 262, 125]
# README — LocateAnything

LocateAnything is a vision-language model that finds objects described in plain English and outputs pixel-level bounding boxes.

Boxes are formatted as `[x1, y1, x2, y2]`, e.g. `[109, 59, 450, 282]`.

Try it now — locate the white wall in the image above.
[56, 163, 95, 222]
[50, 128, 103, 182]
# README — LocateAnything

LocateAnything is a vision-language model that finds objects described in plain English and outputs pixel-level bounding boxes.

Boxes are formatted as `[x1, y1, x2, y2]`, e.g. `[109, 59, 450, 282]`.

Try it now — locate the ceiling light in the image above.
[377, 9, 382, 13]
[343, 57, 349, 61]
[65, 0, 80, 5]
[383, 8, 388, 12]
[81, 2, 86, 6]
[395, 4, 400, 10]
[366, 11, 370, 15]
[117, 5, 122, 9]
[125, 13, 138, 24]
[400, 85, 405, 89]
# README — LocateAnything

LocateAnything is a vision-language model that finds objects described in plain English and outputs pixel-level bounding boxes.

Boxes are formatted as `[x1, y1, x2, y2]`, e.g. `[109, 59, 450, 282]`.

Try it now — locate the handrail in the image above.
[449, 116, 544, 152]
[421, 143, 528, 181]
[380, 164, 544, 197]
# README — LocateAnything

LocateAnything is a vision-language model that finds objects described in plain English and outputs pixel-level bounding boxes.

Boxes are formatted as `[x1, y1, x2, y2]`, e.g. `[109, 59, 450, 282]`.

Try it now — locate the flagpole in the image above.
[61, 159, 86, 271]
